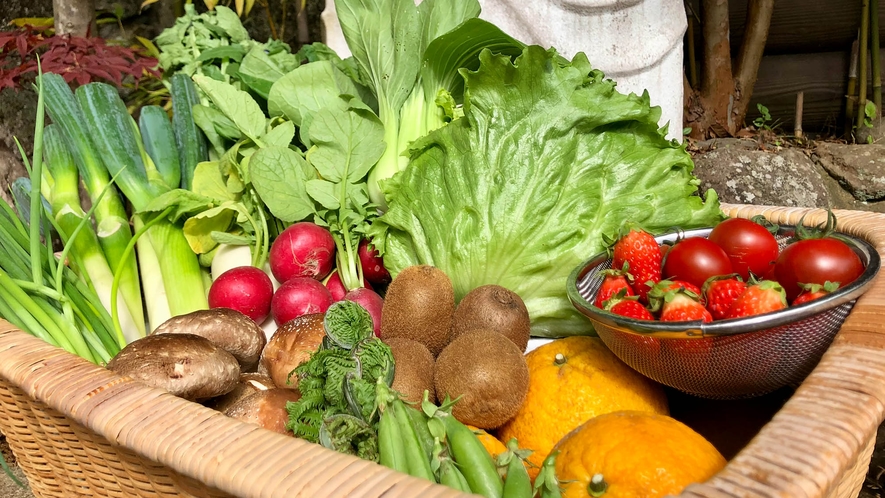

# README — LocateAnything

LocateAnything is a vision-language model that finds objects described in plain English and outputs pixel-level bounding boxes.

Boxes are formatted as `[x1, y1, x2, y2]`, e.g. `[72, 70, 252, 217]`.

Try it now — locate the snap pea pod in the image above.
[439, 457, 472, 493]
[405, 400, 434, 461]
[500, 439, 532, 498]
[393, 400, 436, 482]
[441, 414, 503, 498]
[378, 403, 408, 474]
[534, 451, 563, 498]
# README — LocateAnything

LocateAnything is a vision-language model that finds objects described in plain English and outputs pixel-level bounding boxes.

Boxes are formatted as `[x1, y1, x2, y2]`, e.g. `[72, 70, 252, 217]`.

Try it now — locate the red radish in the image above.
[358, 239, 391, 285]
[269, 222, 336, 284]
[271, 277, 334, 326]
[208, 266, 274, 323]
[324, 270, 373, 301]
[344, 287, 384, 337]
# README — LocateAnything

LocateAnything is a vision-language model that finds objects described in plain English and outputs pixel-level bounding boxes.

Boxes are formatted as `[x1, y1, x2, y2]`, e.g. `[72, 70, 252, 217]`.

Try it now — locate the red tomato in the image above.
[708, 218, 780, 280]
[662, 237, 733, 290]
[773, 238, 864, 302]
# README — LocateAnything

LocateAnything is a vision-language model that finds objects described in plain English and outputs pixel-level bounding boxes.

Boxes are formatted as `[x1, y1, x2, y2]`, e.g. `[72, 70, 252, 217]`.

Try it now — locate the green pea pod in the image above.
[442, 414, 503, 498]
[502, 452, 532, 498]
[393, 400, 436, 482]
[534, 451, 563, 498]
[439, 457, 472, 493]
[378, 404, 408, 474]
[405, 402, 434, 461]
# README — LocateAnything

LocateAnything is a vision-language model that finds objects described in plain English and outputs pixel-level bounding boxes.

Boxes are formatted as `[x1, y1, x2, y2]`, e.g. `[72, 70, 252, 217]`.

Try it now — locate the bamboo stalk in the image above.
[856, 0, 871, 135]
[872, 0, 881, 121]
[794, 91, 804, 139]
[846, 34, 860, 136]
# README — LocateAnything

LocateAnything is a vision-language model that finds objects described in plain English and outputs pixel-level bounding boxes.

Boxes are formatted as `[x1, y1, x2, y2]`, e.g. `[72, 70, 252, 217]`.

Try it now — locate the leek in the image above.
[0, 67, 119, 363]
[43, 125, 141, 345]
[40, 74, 145, 336]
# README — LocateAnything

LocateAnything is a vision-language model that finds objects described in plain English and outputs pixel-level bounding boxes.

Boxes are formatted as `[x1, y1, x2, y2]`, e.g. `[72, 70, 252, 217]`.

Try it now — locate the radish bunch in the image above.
[208, 222, 390, 337]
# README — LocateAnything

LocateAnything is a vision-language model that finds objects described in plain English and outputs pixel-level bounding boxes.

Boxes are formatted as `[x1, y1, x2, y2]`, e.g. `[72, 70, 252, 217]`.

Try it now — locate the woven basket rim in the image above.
[0, 203, 882, 498]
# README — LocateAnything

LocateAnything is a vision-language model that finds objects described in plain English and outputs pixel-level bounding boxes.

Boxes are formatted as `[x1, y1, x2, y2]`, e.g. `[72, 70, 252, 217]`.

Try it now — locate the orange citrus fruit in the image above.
[554, 411, 726, 498]
[467, 425, 508, 460]
[496, 337, 668, 481]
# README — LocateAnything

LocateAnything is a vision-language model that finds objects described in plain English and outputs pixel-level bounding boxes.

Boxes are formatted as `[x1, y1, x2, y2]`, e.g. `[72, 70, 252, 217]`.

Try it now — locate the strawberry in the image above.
[659, 289, 713, 323]
[647, 279, 703, 312]
[702, 275, 747, 320]
[593, 265, 635, 308]
[604, 291, 654, 321]
[792, 281, 839, 305]
[611, 227, 662, 304]
[725, 280, 788, 319]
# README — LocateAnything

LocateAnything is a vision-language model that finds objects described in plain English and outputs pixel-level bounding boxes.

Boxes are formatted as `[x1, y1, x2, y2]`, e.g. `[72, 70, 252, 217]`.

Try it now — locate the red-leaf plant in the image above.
[0, 24, 161, 91]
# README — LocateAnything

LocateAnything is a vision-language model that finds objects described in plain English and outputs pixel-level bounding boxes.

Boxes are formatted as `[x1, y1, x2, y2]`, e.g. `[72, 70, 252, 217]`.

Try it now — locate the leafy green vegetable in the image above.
[155, 4, 298, 101]
[193, 75, 267, 143]
[333, 0, 529, 210]
[252, 95, 386, 291]
[370, 46, 723, 338]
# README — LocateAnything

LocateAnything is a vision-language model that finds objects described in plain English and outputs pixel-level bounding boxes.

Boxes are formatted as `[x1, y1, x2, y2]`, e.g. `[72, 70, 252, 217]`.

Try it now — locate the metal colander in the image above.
[566, 226, 881, 399]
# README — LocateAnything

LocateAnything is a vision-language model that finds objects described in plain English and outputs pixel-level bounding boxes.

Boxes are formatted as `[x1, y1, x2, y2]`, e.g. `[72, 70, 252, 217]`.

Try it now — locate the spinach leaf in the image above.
[194, 74, 267, 143]
[263, 121, 296, 147]
[250, 146, 317, 222]
[267, 61, 359, 125]
[238, 45, 299, 99]
[306, 100, 385, 184]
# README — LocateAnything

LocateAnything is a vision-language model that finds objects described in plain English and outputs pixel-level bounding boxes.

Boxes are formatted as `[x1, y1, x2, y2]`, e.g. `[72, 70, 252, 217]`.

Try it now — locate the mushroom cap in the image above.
[151, 308, 267, 372]
[107, 334, 240, 401]
[259, 313, 326, 389]
[223, 388, 302, 435]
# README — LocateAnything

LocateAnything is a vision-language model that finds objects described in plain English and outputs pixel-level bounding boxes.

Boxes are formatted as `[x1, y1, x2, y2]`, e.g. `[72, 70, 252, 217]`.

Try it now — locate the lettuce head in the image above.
[369, 46, 723, 338]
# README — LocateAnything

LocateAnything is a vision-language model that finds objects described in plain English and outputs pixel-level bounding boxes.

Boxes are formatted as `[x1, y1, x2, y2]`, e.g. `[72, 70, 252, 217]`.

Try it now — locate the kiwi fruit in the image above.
[380, 265, 455, 356]
[385, 337, 436, 404]
[434, 330, 529, 429]
[451, 285, 531, 352]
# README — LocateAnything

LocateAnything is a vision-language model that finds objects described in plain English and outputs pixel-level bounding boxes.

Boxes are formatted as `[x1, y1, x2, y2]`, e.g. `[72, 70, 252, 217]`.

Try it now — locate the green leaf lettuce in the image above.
[369, 46, 724, 338]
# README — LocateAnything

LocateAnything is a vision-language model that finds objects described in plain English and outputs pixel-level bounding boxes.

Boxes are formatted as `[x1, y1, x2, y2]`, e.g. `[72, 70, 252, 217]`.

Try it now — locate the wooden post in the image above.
[53, 0, 96, 37]
[794, 91, 804, 139]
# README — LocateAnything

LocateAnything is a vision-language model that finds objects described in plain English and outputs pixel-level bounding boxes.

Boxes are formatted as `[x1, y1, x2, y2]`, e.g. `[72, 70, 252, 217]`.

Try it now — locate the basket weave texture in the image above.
[0, 204, 883, 498]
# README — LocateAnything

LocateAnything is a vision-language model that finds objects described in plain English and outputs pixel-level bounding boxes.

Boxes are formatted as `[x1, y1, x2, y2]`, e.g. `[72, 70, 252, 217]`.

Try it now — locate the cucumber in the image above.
[170, 73, 209, 190]
[139, 105, 181, 189]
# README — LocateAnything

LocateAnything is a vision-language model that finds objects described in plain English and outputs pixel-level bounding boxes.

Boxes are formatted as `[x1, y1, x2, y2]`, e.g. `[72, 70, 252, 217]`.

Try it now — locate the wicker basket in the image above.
[1, 204, 884, 498]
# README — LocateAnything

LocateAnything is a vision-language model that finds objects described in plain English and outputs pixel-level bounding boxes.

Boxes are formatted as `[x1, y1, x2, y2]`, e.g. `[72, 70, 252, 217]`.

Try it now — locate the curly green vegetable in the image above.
[285, 301, 394, 461]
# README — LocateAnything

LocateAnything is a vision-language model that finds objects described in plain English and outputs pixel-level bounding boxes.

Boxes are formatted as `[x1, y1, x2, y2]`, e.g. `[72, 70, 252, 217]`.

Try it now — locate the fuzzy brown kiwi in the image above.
[450, 284, 531, 352]
[380, 265, 455, 356]
[384, 337, 437, 404]
[433, 330, 529, 430]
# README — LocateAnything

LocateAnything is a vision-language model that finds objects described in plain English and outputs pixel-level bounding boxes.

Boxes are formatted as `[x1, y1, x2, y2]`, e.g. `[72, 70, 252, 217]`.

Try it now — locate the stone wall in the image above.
[692, 138, 885, 214]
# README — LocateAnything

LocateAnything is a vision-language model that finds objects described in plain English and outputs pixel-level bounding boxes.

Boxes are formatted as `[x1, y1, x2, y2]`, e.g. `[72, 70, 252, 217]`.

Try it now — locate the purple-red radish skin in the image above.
[208, 266, 274, 323]
[358, 240, 391, 285]
[325, 270, 374, 302]
[344, 287, 384, 337]
[271, 277, 334, 326]
[269, 222, 336, 284]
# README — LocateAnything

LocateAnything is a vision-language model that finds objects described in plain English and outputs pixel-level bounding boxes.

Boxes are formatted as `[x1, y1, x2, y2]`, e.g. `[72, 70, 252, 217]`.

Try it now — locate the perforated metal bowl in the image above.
[566, 226, 881, 399]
